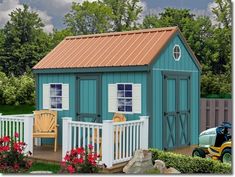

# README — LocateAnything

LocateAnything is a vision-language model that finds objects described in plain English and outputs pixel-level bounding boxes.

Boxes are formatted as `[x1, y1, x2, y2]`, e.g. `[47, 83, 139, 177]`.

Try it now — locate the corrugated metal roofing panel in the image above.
[33, 27, 199, 69]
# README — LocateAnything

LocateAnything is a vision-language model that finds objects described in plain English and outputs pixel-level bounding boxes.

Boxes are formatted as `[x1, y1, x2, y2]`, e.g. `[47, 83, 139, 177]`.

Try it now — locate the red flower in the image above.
[2, 146, 10, 151]
[64, 154, 70, 161]
[3, 136, 10, 143]
[88, 144, 93, 150]
[77, 147, 84, 154]
[60, 161, 66, 167]
[14, 132, 19, 138]
[67, 165, 75, 173]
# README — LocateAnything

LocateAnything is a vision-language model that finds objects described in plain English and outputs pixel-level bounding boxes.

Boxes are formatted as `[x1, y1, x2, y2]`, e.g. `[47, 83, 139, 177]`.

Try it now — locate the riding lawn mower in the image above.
[192, 122, 232, 164]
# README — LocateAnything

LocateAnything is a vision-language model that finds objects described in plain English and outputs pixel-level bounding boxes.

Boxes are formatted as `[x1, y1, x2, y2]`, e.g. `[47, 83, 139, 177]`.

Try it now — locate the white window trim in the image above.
[49, 83, 63, 111]
[173, 44, 181, 61]
[116, 83, 134, 114]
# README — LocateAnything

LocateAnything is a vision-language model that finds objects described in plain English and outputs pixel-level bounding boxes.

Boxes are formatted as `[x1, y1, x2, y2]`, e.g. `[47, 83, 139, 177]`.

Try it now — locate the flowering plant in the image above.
[61, 144, 101, 173]
[0, 133, 32, 173]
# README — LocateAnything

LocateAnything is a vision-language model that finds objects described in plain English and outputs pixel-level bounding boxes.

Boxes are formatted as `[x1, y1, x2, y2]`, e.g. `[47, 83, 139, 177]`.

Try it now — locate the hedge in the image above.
[150, 149, 232, 174]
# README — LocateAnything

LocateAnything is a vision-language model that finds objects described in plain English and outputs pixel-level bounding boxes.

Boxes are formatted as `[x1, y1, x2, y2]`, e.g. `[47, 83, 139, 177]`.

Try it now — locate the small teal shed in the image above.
[33, 27, 201, 150]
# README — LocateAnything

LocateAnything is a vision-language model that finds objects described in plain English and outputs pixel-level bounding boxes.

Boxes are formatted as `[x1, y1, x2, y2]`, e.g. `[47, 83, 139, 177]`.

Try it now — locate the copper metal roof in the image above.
[33, 27, 198, 69]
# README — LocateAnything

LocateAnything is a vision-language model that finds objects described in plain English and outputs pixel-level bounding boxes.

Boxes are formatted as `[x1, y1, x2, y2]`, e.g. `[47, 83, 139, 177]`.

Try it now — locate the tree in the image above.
[103, 0, 143, 31]
[49, 29, 73, 49]
[65, 1, 114, 35]
[0, 4, 51, 76]
[212, 0, 232, 28]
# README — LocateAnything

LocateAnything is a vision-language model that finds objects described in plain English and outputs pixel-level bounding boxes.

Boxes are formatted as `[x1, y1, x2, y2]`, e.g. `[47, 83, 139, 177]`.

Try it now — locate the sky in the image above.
[0, 0, 216, 33]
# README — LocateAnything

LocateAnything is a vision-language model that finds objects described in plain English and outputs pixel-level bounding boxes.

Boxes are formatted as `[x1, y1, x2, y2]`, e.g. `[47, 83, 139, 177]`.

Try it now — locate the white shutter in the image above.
[133, 84, 141, 113]
[108, 84, 117, 112]
[62, 84, 69, 110]
[43, 84, 50, 109]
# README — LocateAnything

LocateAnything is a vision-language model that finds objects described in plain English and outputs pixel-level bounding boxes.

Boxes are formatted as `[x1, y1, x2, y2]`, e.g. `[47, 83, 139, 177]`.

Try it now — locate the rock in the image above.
[123, 149, 154, 174]
[163, 167, 181, 174]
[153, 160, 166, 173]
[30, 171, 53, 174]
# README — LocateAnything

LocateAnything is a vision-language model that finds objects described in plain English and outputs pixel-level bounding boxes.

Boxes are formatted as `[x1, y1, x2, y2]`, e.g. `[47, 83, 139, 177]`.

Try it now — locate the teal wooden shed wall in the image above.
[101, 72, 148, 121]
[37, 73, 76, 144]
[36, 71, 148, 144]
[150, 33, 200, 149]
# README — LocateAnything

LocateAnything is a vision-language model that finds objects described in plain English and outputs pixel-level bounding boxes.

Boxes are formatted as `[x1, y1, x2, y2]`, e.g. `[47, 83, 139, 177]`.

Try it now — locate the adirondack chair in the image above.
[33, 110, 58, 152]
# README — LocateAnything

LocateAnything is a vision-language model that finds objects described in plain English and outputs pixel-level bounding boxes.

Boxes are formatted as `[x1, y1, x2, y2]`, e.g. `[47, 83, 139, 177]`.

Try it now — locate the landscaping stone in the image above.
[153, 160, 166, 173]
[123, 149, 154, 174]
[153, 159, 181, 174]
[163, 167, 181, 174]
[30, 171, 53, 174]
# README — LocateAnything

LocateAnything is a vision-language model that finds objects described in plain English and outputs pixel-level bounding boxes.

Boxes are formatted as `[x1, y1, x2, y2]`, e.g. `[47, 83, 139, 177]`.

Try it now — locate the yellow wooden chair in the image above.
[33, 110, 58, 152]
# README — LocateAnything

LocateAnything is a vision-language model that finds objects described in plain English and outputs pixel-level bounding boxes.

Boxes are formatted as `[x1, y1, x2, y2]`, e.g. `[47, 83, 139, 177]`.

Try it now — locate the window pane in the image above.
[125, 91, 132, 97]
[118, 84, 124, 90]
[57, 103, 62, 109]
[126, 99, 132, 106]
[126, 106, 132, 112]
[117, 91, 124, 97]
[51, 84, 55, 89]
[118, 106, 124, 112]
[125, 84, 132, 90]
[118, 99, 125, 106]
[56, 90, 62, 96]
[55, 84, 62, 90]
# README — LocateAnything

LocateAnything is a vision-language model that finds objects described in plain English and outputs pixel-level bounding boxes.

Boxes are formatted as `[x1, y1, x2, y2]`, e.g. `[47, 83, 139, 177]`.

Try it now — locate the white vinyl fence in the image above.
[0, 114, 34, 154]
[62, 116, 149, 168]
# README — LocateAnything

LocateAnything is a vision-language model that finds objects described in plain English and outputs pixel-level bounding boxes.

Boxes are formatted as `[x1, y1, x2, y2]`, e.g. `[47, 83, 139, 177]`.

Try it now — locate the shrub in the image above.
[0, 72, 35, 105]
[150, 149, 232, 174]
[0, 133, 32, 173]
[60, 145, 101, 173]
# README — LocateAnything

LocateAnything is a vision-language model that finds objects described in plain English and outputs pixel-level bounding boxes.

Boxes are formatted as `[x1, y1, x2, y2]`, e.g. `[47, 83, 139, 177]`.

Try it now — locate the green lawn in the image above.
[0, 105, 35, 115]
[28, 162, 60, 174]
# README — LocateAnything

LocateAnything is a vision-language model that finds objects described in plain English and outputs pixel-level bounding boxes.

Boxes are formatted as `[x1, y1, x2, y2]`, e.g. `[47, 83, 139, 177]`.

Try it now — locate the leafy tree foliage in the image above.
[65, 0, 143, 35]
[103, 0, 142, 31]
[0, 4, 51, 76]
[65, 1, 114, 35]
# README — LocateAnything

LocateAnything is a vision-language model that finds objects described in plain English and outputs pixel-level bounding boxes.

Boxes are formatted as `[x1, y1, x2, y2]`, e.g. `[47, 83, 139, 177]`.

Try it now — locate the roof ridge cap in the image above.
[65, 26, 178, 40]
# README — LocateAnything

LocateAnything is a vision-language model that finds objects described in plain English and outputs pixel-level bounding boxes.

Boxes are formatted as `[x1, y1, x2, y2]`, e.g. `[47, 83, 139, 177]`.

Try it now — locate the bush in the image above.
[0, 133, 32, 173]
[60, 145, 101, 173]
[0, 72, 35, 105]
[150, 149, 232, 174]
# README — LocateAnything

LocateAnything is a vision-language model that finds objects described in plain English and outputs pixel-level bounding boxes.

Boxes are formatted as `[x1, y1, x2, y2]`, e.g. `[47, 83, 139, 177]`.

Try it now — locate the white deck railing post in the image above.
[24, 116, 33, 154]
[62, 117, 72, 160]
[140, 116, 149, 150]
[102, 120, 114, 168]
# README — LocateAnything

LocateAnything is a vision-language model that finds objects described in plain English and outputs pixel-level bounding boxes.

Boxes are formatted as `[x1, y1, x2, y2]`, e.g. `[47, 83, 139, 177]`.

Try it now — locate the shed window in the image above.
[173, 45, 181, 61]
[43, 83, 69, 110]
[117, 84, 133, 112]
[108, 83, 141, 114]
[50, 84, 62, 109]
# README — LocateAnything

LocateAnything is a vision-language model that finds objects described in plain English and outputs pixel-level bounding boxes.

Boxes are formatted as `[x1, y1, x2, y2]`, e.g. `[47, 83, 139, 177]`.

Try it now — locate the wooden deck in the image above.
[30, 145, 62, 164]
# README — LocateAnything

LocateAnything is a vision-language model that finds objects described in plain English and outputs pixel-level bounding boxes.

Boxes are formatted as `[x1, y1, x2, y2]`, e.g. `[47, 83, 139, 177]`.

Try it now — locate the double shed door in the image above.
[163, 72, 191, 150]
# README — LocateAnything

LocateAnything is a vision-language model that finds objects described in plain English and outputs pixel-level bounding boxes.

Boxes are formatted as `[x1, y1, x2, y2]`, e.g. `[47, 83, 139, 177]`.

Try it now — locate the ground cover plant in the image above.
[150, 148, 232, 174]
[28, 162, 60, 173]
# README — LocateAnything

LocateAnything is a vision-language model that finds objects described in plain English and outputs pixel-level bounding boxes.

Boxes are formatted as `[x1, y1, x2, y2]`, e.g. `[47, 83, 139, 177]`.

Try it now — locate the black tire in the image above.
[221, 148, 232, 164]
[192, 148, 206, 158]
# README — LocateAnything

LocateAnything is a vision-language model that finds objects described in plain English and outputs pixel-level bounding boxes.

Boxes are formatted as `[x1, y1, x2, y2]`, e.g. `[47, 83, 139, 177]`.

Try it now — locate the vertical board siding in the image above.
[38, 73, 76, 144]
[151, 34, 200, 149]
[102, 72, 147, 121]
[200, 99, 232, 131]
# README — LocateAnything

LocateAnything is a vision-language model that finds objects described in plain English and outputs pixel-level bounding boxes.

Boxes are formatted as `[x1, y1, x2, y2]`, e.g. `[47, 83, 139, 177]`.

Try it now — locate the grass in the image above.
[28, 162, 60, 173]
[0, 104, 35, 115]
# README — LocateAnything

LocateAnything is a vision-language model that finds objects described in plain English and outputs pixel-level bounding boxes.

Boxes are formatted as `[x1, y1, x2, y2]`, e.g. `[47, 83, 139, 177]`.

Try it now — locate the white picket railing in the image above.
[62, 116, 149, 168]
[62, 117, 103, 159]
[0, 114, 34, 154]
